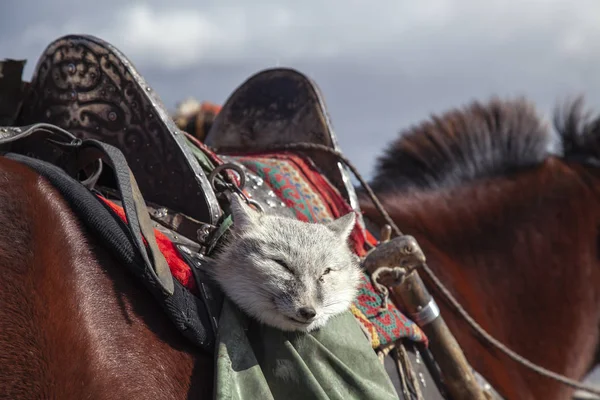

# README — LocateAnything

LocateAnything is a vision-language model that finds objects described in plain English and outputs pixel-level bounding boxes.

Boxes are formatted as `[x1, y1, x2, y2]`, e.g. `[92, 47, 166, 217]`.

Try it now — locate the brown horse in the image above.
[360, 98, 600, 400]
[0, 156, 214, 399]
[2, 96, 598, 400]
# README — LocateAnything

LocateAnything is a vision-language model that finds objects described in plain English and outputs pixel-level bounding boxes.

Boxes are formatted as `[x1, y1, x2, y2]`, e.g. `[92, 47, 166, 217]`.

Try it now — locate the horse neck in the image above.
[361, 158, 600, 400]
[0, 157, 210, 399]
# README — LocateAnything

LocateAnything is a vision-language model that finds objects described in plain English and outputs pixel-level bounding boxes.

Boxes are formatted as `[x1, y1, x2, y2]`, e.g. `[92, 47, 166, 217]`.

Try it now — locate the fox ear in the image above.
[230, 194, 260, 231]
[324, 212, 356, 240]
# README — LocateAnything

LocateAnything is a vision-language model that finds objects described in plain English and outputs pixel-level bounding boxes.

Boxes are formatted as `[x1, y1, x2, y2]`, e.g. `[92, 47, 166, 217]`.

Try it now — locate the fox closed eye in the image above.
[273, 259, 292, 272]
[319, 268, 332, 282]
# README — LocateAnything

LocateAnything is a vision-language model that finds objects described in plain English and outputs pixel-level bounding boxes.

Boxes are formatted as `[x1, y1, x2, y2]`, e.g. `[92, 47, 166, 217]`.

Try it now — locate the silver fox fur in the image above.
[210, 194, 362, 332]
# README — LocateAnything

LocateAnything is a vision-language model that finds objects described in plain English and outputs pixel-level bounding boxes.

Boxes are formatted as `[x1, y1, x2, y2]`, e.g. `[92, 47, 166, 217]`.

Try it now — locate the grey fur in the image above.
[210, 195, 362, 332]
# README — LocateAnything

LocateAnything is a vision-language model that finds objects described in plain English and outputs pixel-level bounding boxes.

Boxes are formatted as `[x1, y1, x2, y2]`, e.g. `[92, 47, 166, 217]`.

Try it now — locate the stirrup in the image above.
[16, 34, 221, 225]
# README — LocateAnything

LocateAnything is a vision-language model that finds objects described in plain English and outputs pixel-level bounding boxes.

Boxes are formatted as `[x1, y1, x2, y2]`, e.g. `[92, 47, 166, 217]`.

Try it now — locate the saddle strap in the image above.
[70, 140, 174, 295]
[0, 123, 174, 295]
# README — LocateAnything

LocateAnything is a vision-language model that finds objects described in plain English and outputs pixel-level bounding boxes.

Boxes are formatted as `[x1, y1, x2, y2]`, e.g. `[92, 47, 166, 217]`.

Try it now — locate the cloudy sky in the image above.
[1, 0, 600, 179]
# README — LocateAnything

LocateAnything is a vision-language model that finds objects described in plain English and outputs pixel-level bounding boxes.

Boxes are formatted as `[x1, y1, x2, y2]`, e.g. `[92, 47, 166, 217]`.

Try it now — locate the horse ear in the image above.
[230, 194, 260, 231]
[325, 212, 356, 240]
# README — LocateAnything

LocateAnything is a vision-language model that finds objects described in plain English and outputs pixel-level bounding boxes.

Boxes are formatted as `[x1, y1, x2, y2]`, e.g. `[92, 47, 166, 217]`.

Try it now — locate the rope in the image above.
[220, 141, 600, 396]
[397, 343, 426, 400]
[420, 262, 600, 396]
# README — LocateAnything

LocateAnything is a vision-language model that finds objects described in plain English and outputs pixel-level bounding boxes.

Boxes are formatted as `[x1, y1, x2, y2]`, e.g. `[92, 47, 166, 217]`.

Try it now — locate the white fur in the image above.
[210, 195, 362, 332]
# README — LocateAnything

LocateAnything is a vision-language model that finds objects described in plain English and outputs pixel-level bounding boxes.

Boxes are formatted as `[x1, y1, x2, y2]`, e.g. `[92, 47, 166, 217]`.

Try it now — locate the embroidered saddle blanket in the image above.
[98, 149, 427, 350]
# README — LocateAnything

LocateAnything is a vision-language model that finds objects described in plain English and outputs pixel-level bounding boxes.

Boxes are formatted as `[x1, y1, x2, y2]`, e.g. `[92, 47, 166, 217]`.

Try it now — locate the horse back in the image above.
[361, 158, 600, 400]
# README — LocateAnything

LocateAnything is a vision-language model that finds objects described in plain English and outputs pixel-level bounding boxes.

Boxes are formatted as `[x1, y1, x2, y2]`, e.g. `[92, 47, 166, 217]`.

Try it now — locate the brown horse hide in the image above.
[0, 157, 213, 399]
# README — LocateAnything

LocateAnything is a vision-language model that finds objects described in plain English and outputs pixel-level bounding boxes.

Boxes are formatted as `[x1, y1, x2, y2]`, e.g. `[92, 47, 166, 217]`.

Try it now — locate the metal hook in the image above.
[208, 162, 246, 192]
[208, 162, 264, 213]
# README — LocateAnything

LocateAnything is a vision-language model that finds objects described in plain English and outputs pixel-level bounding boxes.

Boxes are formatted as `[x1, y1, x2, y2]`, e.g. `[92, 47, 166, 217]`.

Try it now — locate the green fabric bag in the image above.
[214, 299, 400, 400]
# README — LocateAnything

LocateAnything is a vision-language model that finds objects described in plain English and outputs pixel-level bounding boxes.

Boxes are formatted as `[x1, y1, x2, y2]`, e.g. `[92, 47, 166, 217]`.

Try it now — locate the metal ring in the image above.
[409, 298, 440, 327]
[207, 162, 247, 192]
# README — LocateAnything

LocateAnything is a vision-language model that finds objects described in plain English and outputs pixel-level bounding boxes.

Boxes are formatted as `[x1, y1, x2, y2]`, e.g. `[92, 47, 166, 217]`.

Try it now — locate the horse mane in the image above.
[554, 97, 600, 167]
[369, 97, 561, 193]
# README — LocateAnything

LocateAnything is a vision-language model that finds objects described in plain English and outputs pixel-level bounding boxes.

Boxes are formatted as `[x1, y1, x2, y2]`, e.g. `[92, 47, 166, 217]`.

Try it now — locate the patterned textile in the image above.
[233, 153, 368, 256]
[231, 152, 428, 348]
[352, 275, 428, 347]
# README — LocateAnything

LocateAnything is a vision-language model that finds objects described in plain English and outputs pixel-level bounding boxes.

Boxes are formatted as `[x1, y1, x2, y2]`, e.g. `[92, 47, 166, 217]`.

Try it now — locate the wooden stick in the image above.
[380, 224, 392, 243]
[394, 270, 487, 400]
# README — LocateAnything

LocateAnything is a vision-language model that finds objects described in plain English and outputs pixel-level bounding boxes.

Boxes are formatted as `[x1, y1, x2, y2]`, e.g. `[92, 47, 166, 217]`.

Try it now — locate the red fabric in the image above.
[96, 196, 197, 293]
[364, 229, 378, 247]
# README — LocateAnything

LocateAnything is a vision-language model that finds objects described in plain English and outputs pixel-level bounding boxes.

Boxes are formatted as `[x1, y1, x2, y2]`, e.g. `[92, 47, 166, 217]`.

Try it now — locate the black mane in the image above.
[554, 97, 600, 168]
[369, 98, 559, 193]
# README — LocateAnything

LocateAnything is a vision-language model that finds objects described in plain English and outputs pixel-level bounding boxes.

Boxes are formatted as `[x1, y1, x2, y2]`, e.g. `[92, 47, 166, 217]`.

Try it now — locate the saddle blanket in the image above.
[98, 151, 427, 349]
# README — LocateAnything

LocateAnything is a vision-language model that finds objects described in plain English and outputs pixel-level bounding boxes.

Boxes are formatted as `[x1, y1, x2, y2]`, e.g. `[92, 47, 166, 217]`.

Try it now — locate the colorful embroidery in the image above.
[236, 155, 333, 223]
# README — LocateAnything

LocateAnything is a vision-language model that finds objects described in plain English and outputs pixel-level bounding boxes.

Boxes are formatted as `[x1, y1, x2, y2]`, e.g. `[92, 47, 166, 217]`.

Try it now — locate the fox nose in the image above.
[297, 307, 317, 321]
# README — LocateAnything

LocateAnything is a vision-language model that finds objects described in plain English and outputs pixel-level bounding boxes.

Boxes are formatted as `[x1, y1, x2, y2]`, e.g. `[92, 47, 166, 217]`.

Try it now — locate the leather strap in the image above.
[0, 123, 174, 295]
[97, 186, 216, 246]
[73, 140, 174, 295]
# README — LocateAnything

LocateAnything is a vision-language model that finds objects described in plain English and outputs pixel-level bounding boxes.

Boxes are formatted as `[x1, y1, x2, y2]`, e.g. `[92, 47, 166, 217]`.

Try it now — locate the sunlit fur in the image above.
[210, 195, 361, 332]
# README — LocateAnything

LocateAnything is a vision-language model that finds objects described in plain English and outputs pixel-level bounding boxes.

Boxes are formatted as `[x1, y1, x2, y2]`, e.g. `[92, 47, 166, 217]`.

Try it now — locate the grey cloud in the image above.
[2, 0, 600, 178]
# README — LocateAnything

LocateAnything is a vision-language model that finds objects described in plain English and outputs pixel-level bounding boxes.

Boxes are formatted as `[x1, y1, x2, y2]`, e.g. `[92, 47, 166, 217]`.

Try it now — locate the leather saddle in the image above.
[204, 68, 364, 228]
[13, 34, 221, 228]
